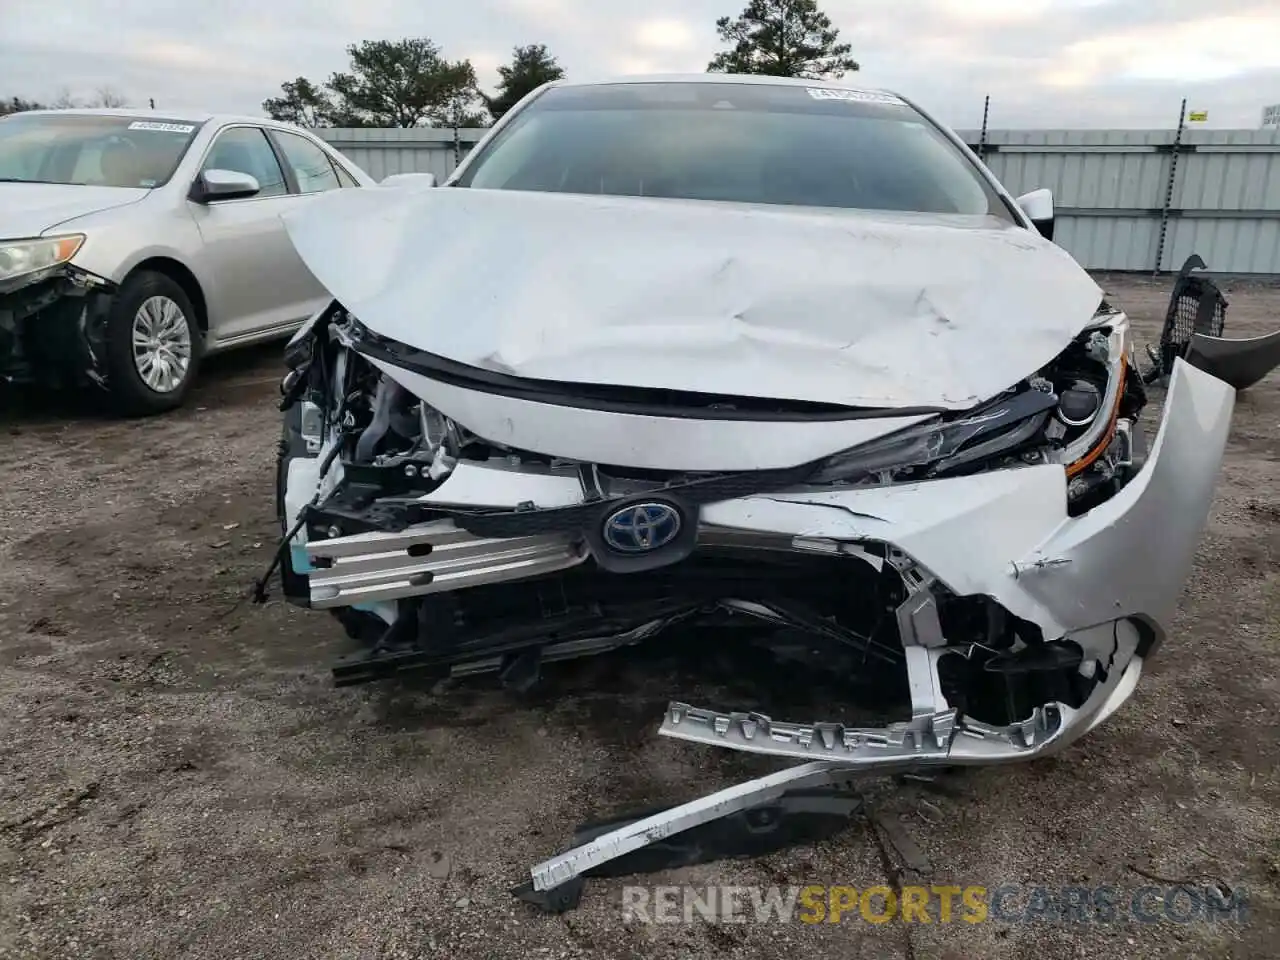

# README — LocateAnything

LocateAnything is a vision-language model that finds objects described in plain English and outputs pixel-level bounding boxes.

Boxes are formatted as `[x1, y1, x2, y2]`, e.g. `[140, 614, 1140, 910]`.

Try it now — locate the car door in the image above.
[264, 128, 364, 324]
[186, 124, 325, 344]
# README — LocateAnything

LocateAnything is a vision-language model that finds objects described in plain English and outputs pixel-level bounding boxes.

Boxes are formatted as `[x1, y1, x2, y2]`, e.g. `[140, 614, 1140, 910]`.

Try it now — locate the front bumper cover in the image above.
[0, 266, 115, 387]
[301, 358, 1234, 770]
[659, 358, 1234, 764]
[523, 360, 1236, 898]
[280, 350, 1263, 902]
[1186, 328, 1280, 392]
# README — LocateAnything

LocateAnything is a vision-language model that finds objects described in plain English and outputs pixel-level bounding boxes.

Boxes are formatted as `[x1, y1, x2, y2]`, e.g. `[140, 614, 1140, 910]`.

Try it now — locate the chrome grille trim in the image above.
[304, 520, 588, 608]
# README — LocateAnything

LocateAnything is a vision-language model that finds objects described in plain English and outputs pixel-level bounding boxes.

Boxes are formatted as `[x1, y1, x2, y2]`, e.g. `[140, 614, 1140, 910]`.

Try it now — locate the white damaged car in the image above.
[268, 75, 1278, 784]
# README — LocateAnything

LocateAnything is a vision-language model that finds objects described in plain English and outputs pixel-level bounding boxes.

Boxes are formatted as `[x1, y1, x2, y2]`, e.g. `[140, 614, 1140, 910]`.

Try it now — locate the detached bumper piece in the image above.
[1149, 253, 1278, 392]
[1186, 329, 1280, 392]
[520, 624, 1141, 910]
[513, 785, 864, 912]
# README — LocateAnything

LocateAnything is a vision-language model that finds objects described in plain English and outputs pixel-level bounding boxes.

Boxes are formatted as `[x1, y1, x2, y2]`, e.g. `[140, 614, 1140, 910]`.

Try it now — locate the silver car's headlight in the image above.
[0, 234, 85, 285]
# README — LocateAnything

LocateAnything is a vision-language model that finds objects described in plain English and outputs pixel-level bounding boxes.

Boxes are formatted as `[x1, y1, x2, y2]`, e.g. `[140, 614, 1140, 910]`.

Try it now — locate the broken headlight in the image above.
[808, 387, 1057, 485]
[1041, 310, 1144, 512]
[809, 310, 1141, 496]
[1046, 313, 1132, 475]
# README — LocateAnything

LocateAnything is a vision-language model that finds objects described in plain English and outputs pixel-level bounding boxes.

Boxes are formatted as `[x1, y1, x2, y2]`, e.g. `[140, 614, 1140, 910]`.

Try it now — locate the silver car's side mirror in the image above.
[1016, 188, 1055, 242]
[192, 169, 261, 204]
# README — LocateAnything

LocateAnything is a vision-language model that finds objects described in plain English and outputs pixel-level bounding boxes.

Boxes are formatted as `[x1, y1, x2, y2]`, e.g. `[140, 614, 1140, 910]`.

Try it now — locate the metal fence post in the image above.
[1153, 98, 1187, 275]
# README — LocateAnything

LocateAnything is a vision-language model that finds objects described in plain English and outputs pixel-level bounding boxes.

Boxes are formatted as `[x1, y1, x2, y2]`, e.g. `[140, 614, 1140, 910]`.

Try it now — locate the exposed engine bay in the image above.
[290, 302, 1146, 523]
[268, 299, 1159, 739]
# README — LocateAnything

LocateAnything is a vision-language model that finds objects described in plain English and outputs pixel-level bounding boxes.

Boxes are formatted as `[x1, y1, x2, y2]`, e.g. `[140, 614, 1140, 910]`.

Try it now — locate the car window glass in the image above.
[274, 131, 341, 193]
[69, 143, 106, 184]
[201, 126, 287, 198]
[458, 82, 1013, 221]
[0, 114, 201, 187]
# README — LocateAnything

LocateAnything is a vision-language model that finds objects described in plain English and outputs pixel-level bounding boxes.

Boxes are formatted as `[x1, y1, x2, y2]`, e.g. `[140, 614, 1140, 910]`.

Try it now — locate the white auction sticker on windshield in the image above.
[807, 88, 903, 105]
[128, 121, 196, 133]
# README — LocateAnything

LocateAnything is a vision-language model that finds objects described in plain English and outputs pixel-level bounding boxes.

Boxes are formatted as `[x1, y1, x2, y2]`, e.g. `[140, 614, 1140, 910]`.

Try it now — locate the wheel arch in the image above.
[125, 257, 209, 334]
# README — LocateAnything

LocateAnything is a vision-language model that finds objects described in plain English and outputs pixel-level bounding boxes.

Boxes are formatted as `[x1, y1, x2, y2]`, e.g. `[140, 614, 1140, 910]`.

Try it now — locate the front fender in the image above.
[62, 202, 210, 306]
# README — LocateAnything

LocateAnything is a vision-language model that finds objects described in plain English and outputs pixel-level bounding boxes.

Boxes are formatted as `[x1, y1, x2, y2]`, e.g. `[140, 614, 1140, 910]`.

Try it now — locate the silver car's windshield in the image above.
[0, 114, 203, 188]
[456, 82, 1015, 220]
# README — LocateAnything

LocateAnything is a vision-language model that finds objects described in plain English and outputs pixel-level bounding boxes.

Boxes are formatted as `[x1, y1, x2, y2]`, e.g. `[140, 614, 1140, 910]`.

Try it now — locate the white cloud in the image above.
[634, 18, 697, 52]
[1041, 12, 1280, 87]
[0, 0, 1276, 128]
[608, 56, 664, 76]
[931, 0, 1057, 25]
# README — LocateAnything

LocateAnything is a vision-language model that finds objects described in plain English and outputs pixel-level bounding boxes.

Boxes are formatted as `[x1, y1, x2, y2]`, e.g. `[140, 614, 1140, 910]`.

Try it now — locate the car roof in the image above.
[549, 73, 901, 96]
[6, 108, 315, 132]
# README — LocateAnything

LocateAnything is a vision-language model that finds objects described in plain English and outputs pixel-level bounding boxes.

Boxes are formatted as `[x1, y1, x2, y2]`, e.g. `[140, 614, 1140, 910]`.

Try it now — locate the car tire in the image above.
[102, 270, 204, 416]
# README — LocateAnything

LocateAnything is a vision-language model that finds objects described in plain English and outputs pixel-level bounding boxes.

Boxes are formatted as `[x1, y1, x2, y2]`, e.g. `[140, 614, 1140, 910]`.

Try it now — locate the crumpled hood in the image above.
[0, 183, 149, 239]
[283, 187, 1104, 410]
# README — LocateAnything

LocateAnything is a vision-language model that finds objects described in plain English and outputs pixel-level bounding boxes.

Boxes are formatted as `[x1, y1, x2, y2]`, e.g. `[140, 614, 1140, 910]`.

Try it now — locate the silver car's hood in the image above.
[284, 187, 1104, 410]
[0, 183, 149, 238]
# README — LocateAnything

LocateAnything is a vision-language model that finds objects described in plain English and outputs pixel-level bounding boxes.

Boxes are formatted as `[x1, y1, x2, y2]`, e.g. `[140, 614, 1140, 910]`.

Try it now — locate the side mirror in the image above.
[380, 172, 437, 188]
[190, 169, 261, 204]
[1016, 188, 1055, 242]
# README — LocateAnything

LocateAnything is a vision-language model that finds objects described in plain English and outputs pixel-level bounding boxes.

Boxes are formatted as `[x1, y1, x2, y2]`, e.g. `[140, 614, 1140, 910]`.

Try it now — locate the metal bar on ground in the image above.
[528, 760, 874, 892]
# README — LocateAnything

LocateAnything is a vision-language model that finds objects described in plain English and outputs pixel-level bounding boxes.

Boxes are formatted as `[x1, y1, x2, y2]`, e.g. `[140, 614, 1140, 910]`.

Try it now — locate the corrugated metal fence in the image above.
[956, 129, 1280, 274]
[317, 126, 1280, 275]
[318, 127, 485, 183]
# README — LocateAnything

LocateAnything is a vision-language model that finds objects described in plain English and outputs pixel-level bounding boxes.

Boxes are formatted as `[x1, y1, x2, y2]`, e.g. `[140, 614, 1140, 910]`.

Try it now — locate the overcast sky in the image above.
[2, 0, 1278, 129]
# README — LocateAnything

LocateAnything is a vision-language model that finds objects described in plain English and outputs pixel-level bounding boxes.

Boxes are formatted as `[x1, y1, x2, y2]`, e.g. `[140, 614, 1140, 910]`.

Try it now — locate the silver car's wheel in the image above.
[131, 295, 193, 394]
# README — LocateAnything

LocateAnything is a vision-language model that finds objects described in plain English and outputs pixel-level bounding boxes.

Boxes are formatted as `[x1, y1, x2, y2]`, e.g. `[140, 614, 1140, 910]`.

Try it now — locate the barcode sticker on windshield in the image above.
[128, 121, 196, 133]
[807, 88, 903, 105]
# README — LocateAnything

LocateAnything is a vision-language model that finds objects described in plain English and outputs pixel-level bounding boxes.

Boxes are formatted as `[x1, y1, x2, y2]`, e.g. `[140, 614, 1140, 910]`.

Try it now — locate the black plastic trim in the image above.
[316, 459, 818, 539]
[1130, 616, 1163, 660]
[263, 128, 302, 194]
[345, 319, 948, 423]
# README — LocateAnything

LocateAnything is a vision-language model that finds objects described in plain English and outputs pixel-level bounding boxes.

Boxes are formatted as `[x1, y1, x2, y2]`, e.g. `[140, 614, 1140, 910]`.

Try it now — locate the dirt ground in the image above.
[1, 273, 1277, 960]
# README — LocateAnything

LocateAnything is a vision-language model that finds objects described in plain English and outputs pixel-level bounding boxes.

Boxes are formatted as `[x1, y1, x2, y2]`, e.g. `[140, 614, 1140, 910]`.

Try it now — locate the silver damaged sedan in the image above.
[268, 76, 1280, 889]
[0, 109, 375, 414]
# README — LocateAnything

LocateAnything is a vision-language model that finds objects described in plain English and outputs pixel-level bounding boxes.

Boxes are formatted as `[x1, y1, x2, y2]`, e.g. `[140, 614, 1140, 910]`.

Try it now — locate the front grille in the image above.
[421, 545, 906, 654]
[304, 521, 588, 608]
[1158, 260, 1227, 375]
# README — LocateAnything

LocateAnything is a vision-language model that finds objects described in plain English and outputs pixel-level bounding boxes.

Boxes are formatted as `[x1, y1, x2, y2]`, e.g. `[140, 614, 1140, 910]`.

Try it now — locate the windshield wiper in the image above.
[0, 177, 64, 184]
